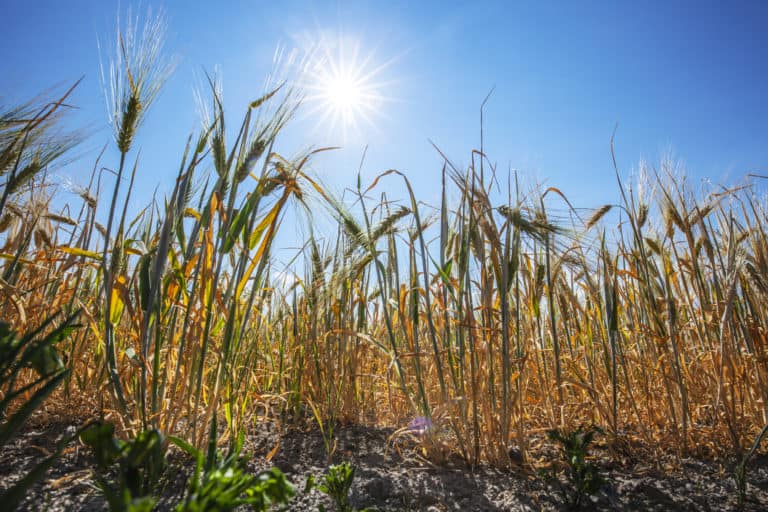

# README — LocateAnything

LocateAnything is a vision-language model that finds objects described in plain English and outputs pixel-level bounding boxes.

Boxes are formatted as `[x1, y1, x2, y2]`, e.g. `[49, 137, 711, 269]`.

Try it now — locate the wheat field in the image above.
[2, 8, 768, 510]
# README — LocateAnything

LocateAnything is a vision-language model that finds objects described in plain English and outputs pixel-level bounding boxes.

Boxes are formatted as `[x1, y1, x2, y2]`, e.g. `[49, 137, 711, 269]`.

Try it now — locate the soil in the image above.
[2, 416, 768, 511]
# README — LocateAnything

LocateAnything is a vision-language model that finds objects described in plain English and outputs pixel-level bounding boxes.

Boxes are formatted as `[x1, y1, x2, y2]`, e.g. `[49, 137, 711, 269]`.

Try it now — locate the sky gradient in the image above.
[3, 1, 767, 241]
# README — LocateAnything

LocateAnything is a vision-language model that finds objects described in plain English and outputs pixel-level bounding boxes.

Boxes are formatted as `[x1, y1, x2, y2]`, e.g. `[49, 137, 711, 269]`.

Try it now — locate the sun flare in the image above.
[300, 35, 390, 139]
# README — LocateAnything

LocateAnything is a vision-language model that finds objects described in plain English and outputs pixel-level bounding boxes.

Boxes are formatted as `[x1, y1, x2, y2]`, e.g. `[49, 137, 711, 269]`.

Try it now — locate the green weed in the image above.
[0, 311, 81, 510]
[170, 430, 294, 512]
[319, 462, 355, 512]
[546, 424, 605, 509]
[79, 421, 166, 512]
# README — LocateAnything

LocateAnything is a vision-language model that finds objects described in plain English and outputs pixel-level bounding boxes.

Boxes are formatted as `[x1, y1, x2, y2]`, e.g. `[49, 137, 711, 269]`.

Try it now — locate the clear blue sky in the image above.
[3, 1, 768, 237]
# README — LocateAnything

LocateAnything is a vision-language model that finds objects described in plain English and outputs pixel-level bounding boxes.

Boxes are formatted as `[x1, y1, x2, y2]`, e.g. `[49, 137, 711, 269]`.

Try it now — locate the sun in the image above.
[299, 35, 391, 140]
[325, 74, 362, 114]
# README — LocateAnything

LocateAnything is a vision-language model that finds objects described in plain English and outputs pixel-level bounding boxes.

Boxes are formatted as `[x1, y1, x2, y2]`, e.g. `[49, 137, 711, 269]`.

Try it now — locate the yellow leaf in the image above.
[58, 246, 102, 260]
[247, 200, 281, 250]
[237, 197, 285, 297]
[265, 440, 280, 462]
[184, 207, 200, 220]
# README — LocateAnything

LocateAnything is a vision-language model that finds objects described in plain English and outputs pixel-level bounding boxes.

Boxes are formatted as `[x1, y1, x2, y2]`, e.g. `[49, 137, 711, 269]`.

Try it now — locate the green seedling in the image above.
[316, 462, 356, 512]
[170, 430, 294, 512]
[80, 420, 166, 512]
[547, 424, 605, 509]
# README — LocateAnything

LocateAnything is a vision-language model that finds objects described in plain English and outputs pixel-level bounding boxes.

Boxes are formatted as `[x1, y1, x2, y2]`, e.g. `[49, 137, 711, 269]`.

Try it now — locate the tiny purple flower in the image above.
[408, 416, 433, 435]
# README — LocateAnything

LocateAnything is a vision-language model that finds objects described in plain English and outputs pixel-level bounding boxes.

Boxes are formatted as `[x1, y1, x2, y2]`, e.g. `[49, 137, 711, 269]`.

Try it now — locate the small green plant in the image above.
[734, 424, 768, 510]
[316, 462, 356, 512]
[0, 311, 80, 510]
[546, 424, 605, 509]
[80, 420, 166, 512]
[170, 430, 294, 512]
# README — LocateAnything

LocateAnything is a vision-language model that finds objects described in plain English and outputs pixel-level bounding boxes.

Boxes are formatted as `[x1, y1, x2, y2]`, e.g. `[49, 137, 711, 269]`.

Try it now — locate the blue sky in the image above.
[3, 1, 768, 248]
